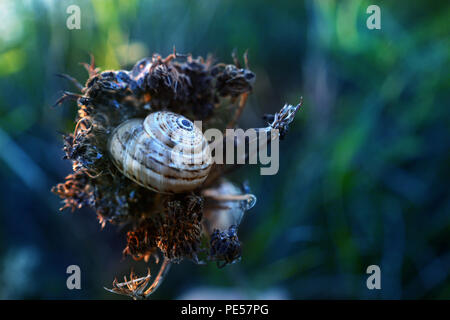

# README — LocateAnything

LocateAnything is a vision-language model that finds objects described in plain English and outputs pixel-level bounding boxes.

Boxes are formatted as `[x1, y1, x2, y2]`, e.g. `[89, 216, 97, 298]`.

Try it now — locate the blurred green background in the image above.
[0, 0, 449, 299]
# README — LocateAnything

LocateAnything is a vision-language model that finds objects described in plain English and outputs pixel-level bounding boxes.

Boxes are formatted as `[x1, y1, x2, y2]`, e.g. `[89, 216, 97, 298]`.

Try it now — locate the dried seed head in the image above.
[123, 220, 158, 262]
[155, 195, 204, 262]
[214, 64, 255, 98]
[209, 225, 242, 268]
[51, 172, 93, 211]
[52, 51, 302, 298]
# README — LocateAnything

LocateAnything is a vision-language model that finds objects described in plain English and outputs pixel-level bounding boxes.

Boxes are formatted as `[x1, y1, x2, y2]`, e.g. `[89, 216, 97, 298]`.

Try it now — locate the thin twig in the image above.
[227, 92, 249, 129]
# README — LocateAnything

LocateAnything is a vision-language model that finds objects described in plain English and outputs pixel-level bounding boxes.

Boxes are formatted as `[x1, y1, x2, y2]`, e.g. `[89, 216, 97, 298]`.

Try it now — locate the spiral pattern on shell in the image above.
[108, 111, 212, 193]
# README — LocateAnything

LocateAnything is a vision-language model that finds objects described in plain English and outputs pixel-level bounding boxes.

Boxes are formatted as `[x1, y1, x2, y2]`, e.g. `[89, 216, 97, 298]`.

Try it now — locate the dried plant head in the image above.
[53, 49, 302, 298]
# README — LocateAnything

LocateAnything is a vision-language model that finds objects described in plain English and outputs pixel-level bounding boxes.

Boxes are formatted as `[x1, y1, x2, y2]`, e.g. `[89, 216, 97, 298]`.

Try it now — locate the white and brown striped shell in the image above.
[108, 111, 212, 193]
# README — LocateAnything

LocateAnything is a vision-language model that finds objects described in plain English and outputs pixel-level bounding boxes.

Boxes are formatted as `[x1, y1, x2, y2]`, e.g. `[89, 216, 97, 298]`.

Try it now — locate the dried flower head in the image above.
[53, 49, 302, 298]
[155, 195, 204, 262]
[209, 225, 242, 268]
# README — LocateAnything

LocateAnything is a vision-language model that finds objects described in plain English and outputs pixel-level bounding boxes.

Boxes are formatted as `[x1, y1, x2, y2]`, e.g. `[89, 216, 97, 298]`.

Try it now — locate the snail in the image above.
[201, 179, 256, 234]
[108, 111, 212, 194]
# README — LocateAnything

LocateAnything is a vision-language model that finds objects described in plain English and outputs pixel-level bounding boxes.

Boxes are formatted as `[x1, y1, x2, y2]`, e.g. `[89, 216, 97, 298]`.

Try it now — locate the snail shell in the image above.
[108, 111, 212, 193]
[202, 180, 256, 234]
